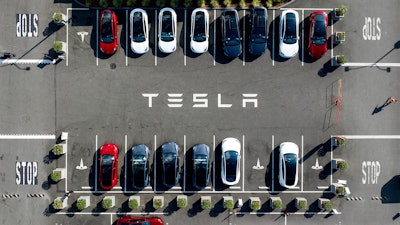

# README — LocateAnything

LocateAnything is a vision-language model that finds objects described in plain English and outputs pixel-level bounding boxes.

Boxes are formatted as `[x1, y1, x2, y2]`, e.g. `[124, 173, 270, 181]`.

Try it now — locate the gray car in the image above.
[131, 144, 150, 189]
[192, 144, 210, 189]
[161, 142, 180, 188]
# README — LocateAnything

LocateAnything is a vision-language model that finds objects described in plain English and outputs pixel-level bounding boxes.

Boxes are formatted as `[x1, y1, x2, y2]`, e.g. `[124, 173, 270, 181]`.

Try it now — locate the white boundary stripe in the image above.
[242, 135, 245, 191]
[330, 13, 333, 60]
[96, 10, 99, 66]
[110, 214, 113, 225]
[234, 211, 341, 215]
[272, 10, 275, 66]
[73, 190, 329, 194]
[0, 134, 55, 139]
[213, 10, 216, 66]
[342, 63, 400, 67]
[281, 8, 334, 11]
[271, 135, 274, 192]
[95, 135, 98, 192]
[184, 9, 187, 66]
[334, 135, 400, 139]
[229, 186, 241, 189]
[242, 10, 245, 67]
[65, 137, 68, 192]
[330, 135, 333, 185]
[317, 186, 329, 189]
[183, 135, 186, 192]
[81, 186, 92, 189]
[124, 135, 127, 192]
[301, 135, 303, 191]
[0, 59, 54, 64]
[125, 10, 128, 66]
[155, 10, 157, 66]
[154, 135, 157, 191]
[301, 9, 304, 66]
[213, 134, 215, 192]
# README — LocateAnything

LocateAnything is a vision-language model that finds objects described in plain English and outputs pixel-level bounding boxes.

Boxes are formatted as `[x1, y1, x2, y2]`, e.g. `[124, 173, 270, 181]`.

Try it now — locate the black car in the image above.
[249, 6, 268, 55]
[161, 142, 180, 188]
[131, 144, 150, 189]
[192, 144, 210, 189]
[221, 9, 242, 58]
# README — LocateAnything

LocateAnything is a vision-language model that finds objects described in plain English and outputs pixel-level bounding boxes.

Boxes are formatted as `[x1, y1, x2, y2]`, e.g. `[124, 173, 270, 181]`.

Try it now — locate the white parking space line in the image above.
[113, 186, 123, 189]
[317, 186, 329, 189]
[0, 134, 55, 139]
[271, 135, 274, 192]
[272, 10, 275, 66]
[301, 10, 304, 66]
[95, 134, 98, 192]
[110, 214, 113, 225]
[242, 135, 245, 191]
[213, 10, 216, 67]
[330, 12, 333, 60]
[281, 7, 334, 11]
[81, 186, 92, 189]
[242, 10, 245, 67]
[65, 137, 68, 192]
[342, 62, 400, 67]
[172, 186, 181, 189]
[184, 9, 187, 67]
[126, 10, 128, 66]
[229, 186, 241, 189]
[301, 135, 304, 191]
[124, 135, 127, 192]
[258, 186, 269, 189]
[213, 134, 215, 192]
[96, 10, 99, 66]
[337, 135, 400, 139]
[155, 10, 158, 66]
[154, 134, 157, 191]
[183, 135, 186, 192]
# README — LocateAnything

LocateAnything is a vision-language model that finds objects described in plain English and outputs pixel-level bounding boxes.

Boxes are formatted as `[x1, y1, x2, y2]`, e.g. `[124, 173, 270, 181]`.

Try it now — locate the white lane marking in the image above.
[154, 135, 157, 192]
[73, 190, 329, 194]
[242, 10, 245, 67]
[113, 186, 123, 189]
[341, 63, 400, 67]
[242, 135, 245, 191]
[96, 10, 99, 66]
[184, 9, 187, 66]
[258, 186, 269, 189]
[317, 186, 329, 189]
[126, 10, 128, 66]
[213, 134, 215, 192]
[272, 10, 275, 66]
[0, 134, 55, 139]
[124, 135, 127, 192]
[213, 9, 216, 66]
[335, 135, 400, 139]
[301, 135, 303, 191]
[171, 186, 181, 189]
[0, 59, 54, 64]
[281, 8, 334, 11]
[65, 137, 68, 192]
[155, 10, 158, 66]
[81, 186, 92, 189]
[330, 11, 333, 60]
[95, 134, 98, 192]
[66, 9, 69, 66]
[271, 135, 274, 192]
[183, 135, 186, 192]
[110, 214, 113, 225]
[301, 9, 304, 66]
[229, 186, 241, 189]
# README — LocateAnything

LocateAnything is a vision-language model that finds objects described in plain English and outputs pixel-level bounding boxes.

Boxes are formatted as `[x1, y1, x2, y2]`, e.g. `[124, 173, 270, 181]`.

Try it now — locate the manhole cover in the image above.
[110, 63, 116, 70]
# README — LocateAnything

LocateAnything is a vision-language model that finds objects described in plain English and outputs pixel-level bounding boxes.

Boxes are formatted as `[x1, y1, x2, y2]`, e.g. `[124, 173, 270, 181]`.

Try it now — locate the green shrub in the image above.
[85, 0, 93, 6]
[102, 199, 113, 209]
[184, 0, 193, 7]
[337, 160, 348, 170]
[273, 199, 282, 209]
[76, 199, 86, 211]
[53, 41, 64, 52]
[223, 0, 231, 6]
[337, 5, 348, 16]
[197, 0, 206, 7]
[251, 0, 259, 6]
[52, 144, 64, 155]
[177, 198, 187, 208]
[171, 0, 180, 7]
[156, 0, 166, 7]
[322, 201, 333, 211]
[141, 0, 151, 7]
[336, 32, 345, 41]
[53, 13, 63, 23]
[99, 0, 109, 8]
[53, 199, 63, 209]
[239, 0, 246, 8]
[51, 171, 62, 182]
[336, 186, 346, 195]
[336, 55, 347, 64]
[127, 0, 137, 6]
[210, 0, 219, 8]
[251, 201, 261, 210]
[113, 0, 123, 7]
[201, 199, 211, 210]
[129, 199, 139, 210]
[153, 199, 163, 209]
[224, 200, 234, 210]
[265, 0, 272, 8]
[298, 200, 307, 209]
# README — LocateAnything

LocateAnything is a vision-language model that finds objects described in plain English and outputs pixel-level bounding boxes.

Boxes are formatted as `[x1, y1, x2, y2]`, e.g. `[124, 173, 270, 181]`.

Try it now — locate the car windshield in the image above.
[251, 14, 266, 44]
[101, 154, 114, 185]
[194, 155, 208, 186]
[224, 14, 240, 46]
[283, 153, 297, 185]
[283, 13, 296, 44]
[224, 151, 238, 182]
[193, 12, 206, 42]
[312, 14, 326, 45]
[132, 12, 145, 42]
[161, 12, 174, 42]
[101, 12, 114, 43]
[119, 221, 151, 225]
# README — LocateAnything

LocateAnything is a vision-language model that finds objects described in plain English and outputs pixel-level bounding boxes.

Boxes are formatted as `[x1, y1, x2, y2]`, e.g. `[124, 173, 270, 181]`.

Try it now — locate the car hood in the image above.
[280, 142, 299, 154]
[193, 144, 209, 155]
[132, 144, 148, 156]
[131, 40, 149, 54]
[190, 40, 208, 54]
[100, 42, 118, 54]
[224, 44, 242, 58]
[222, 138, 241, 152]
[279, 42, 298, 58]
[159, 40, 176, 53]
[309, 43, 327, 58]
[249, 42, 267, 55]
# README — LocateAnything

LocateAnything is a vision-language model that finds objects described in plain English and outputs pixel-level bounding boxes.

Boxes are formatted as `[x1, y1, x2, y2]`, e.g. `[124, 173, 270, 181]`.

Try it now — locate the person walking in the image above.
[390, 97, 399, 104]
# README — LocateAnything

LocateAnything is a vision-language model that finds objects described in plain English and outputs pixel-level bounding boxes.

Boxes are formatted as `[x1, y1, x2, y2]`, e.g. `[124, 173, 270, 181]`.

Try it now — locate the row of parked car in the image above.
[99, 7, 328, 58]
[98, 138, 300, 191]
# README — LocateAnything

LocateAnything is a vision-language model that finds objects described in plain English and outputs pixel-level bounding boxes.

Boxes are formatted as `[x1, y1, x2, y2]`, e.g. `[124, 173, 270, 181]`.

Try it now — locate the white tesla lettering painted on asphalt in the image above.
[77, 31, 88, 43]
[142, 93, 258, 108]
[362, 161, 380, 184]
[363, 17, 381, 40]
[16, 14, 38, 37]
[15, 161, 38, 185]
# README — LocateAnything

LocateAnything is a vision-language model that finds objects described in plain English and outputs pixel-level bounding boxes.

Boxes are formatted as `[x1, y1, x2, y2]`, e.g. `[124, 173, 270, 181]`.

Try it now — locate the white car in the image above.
[190, 8, 209, 54]
[221, 137, 241, 186]
[158, 8, 177, 53]
[279, 10, 299, 58]
[130, 9, 149, 54]
[279, 142, 299, 189]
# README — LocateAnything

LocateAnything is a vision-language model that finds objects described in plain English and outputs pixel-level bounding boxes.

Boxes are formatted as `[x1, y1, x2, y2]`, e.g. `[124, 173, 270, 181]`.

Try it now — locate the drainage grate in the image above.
[110, 63, 116, 70]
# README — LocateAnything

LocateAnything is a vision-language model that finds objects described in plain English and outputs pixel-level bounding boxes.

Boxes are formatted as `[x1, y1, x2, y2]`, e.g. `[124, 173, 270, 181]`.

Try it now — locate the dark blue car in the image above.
[192, 144, 210, 189]
[249, 6, 268, 55]
[221, 9, 242, 58]
[161, 142, 180, 188]
[131, 144, 150, 189]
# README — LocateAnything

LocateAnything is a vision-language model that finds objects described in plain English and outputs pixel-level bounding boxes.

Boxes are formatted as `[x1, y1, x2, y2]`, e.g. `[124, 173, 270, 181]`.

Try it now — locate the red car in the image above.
[99, 10, 118, 55]
[99, 143, 118, 190]
[117, 217, 164, 225]
[308, 11, 328, 58]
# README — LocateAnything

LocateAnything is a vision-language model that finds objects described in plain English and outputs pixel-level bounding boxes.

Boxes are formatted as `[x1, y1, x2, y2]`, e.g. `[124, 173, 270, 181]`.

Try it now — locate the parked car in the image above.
[99, 143, 119, 190]
[117, 216, 164, 225]
[99, 10, 118, 55]
[221, 137, 241, 185]
[131, 144, 150, 189]
[279, 142, 299, 189]
[190, 8, 209, 54]
[130, 9, 149, 54]
[192, 144, 210, 189]
[249, 6, 268, 55]
[158, 8, 177, 53]
[161, 142, 180, 187]
[279, 9, 299, 58]
[308, 11, 328, 58]
[221, 9, 242, 58]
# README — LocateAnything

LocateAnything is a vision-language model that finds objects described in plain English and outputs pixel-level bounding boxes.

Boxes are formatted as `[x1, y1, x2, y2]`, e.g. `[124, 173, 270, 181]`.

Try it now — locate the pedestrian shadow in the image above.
[393, 212, 400, 220]
[372, 97, 394, 115]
